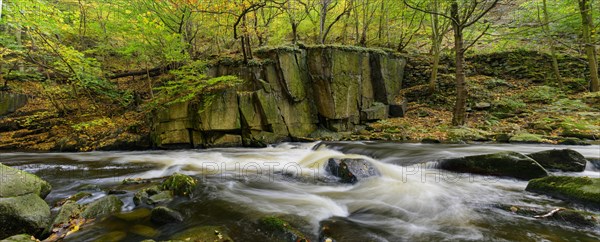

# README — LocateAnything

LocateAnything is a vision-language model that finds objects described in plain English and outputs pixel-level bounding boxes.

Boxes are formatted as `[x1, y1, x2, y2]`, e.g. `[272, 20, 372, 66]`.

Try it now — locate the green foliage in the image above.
[152, 61, 241, 107]
[72, 118, 113, 131]
[494, 97, 526, 113]
[550, 98, 591, 112]
[520, 86, 563, 104]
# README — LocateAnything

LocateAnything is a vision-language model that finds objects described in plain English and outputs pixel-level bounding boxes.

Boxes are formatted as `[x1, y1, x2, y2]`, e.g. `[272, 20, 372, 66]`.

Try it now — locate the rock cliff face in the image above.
[152, 46, 406, 148]
[0, 92, 28, 116]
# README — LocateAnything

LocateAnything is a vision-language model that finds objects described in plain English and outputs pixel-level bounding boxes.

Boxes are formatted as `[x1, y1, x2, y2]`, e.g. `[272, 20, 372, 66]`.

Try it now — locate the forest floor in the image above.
[0, 51, 599, 151]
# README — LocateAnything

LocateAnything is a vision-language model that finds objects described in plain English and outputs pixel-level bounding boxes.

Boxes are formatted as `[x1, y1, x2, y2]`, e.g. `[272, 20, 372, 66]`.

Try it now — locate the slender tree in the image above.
[578, 0, 599, 92]
[404, 0, 500, 126]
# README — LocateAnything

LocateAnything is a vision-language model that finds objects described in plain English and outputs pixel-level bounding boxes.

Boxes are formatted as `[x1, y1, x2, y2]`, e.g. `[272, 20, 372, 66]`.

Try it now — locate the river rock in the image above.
[259, 216, 309, 242]
[0, 163, 52, 199]
[0, 234, 37, 242]
[161, 173, 197, 197]
[319, 217, 389, 242]
[0, 194, 51, 239]
[170, 226, 233, 241]
[133, 186, 173, 207]
[497, 204, 599, 228]
[588, 158, 600, 169]
[527, 149, 587, 172]
[150, 206, 183, 225]
[438, 151, 548, 180]
[325, 158, 380, 184]
[80, 195, 123, 219]
[526, 176, 600, 210]
[50, 200, 82, 227]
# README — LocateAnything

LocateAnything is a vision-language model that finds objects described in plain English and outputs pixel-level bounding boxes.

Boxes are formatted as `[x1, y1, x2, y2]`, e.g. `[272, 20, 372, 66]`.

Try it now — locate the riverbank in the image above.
[0, 50, 598, 151]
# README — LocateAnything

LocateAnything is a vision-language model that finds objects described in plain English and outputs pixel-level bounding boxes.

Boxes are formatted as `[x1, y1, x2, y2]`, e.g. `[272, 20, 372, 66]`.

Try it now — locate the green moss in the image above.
[161, 173, 197, 197]
[526, 176, 600, 209]
[259, 216, 308, 242]
[509, 132, 550, 144]
[447, 127, 492, 141]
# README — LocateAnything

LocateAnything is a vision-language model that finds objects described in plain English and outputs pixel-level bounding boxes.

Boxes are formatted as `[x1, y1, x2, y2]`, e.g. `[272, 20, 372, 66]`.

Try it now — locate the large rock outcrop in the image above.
[152, 46, 406, 148]
[0, 92, 27, 116]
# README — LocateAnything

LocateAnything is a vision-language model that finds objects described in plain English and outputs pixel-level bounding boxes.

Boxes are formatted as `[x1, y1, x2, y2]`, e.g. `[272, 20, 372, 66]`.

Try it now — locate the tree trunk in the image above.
[579, 0, 599, 92]
[319, 0, 329, 44]
[451, 3, 467, 126]
[542, 0, 562, 87]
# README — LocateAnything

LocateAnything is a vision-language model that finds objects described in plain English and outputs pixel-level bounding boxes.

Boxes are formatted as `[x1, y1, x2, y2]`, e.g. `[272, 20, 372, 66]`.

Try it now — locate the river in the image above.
[1, 142, 599, 241]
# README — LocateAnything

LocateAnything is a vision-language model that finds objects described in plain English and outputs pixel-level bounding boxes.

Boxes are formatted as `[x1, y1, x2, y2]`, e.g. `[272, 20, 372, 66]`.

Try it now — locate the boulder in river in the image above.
[496, 205, 599, 228]
[150, 206, 183, 225]
[258, 216, 309, 242]
[527, 149, 587, 172]
[133, 185, 173, 207]
[438, 151, 548, 180]
[0, 194, 51, 239]
[161, 173, 197, 197]
[325, 158, 380, 184]
[80, 195, 123, 219]
[170, 226, 233, 242]
[526, 176, 600, 210]
[0, 163, 52, 199]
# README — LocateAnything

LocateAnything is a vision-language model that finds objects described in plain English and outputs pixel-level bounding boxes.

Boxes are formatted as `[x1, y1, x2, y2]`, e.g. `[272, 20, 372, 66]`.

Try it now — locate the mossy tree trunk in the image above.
[578, 0, 599, 92]
[450, 1, 467, 126]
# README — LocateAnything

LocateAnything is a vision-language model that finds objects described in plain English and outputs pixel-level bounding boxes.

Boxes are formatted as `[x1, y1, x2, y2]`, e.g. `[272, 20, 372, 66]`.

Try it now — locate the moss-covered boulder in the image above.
[438, 151, 548, 180]
[259, 216, 309, 242]
[0, 234, 37, 242]
[170, 226, 233, 241]
[50, 201, 82, 227]
[325, 158, 380, 184]
[527, 149, 587, 172]
[447, 127, 492, 142]
[0, 163, 52, 199]
[161, 173, 197, 197]
[150, 206, 183, 225]
[526, 176, 600, 210]
[509, 132, 550, 144]
[0, 194, 51, 239]
[80, 195, 123, 219]
[133, 186, 173, 207]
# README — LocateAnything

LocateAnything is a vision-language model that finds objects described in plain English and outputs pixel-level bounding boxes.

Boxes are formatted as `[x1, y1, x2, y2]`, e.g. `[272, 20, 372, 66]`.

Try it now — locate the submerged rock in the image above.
[325, 158, 380, 184]
[526, 176, 600, 210]
[319, 217, 389, 242]
[527, 149, 587, 172]
[0, 194, 51, 239]
[170, 226, 233, 241]
[496, 205, 599, 228]
[80, 195, 123, 219]
[258, 216, 309, 242]
[150, 206, 183, 225]
[588, 158, 600, 169]
[438, 151, 548, 180]
[0, 163, 52, 199]
[50, 200, 82, 227]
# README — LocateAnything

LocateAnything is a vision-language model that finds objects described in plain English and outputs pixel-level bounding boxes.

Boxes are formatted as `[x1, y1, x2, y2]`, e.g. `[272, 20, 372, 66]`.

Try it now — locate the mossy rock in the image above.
[133, 186, 173, 207]
[0, 194, 51, 239]
[509, 133, 550, 144]
[0, 234, 37, 242]
[170, 226, 233, 242]
[259, 216, 309, 242]
[80, 195, 123, 219]
[150, 206, 183, 225]
[55, 192, 92, 206]
[161, 173, 197, 197]
[526, 176, 600, 210]
[0, 163, 52, 199]
[496, 205, 599, 227]
[447, 127, 492, 142]
[49, 200, 82, 228]
[438, 151, 548, 180]
[527, 149, 587, 172]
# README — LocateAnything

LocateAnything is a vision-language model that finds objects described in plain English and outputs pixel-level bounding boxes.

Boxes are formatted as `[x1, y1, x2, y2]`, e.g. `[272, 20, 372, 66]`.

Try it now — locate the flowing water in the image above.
[1, 142, 599, 241]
